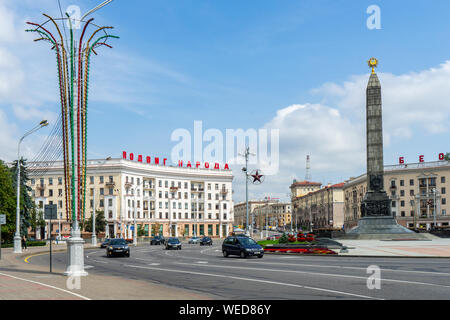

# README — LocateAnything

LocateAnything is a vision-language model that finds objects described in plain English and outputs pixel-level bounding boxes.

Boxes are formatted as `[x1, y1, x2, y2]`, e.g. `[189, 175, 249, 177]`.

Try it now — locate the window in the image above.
[58, 200, 63, 208]
[58, 177, 62, 185]
[392, 201, 396, 208]
[108, 199, 113, 206]
[410, 179, 414, 186]
[159, 180, 162, 187]
[410, 190, 414, 196]
[100, 188, 104, 195]
[215, 184, 219, 190]
[400, 180, 404, 187]
[443, 198, 447, 205]
[443, 209, 447, 216]
[100, 176, 104, 183]
[184, 182, 188, 189]
[31, 178, 35, 185]
[58, 189, 63, 197]
[442, 187, 446, 195]
[109, 188, 113, 195]
[400, 190, 405, 197]
[442, 177, 446, 184]
[165, 181, 168, 188]
[100, 199, 104, 207]
[49, 178, 53, 185]
[401, 211, 405, 217]
[137, 178, 140, 185]
[49, 189, 53, 197]
[208, 183, 211, 190]
[401, 200, 405, 207]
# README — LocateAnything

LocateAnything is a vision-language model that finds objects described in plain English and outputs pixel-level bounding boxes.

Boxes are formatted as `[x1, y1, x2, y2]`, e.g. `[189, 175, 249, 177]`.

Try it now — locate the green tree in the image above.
[84, 210, 107, 235]
[0, 160, 16, 243]
[30, 207, 45, 236]
[445, 153, 450, 161]
[10, 158, 35, 237]
[151, 222, 161, 236]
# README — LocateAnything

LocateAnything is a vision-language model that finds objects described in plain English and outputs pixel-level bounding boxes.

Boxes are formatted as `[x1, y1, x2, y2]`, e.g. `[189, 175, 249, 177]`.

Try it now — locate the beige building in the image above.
[291, 181, 345, 231]
[27, 158, 233, 239]
[233, 200, 277, 228]
[344, 160, 450, 231]
[253, 202, 291, 231]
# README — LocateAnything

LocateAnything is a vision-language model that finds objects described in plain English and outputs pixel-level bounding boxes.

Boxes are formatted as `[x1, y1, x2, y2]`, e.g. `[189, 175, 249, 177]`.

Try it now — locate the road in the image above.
[27, 242, 450, 300]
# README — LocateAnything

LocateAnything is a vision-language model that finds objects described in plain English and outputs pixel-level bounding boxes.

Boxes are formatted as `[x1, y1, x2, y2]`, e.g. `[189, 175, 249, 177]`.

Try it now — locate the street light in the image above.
[14, 120, 48, 254]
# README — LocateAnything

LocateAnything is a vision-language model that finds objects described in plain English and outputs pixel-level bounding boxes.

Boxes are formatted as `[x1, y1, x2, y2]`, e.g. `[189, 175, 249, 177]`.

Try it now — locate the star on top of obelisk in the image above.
[368, 57, 378, 74]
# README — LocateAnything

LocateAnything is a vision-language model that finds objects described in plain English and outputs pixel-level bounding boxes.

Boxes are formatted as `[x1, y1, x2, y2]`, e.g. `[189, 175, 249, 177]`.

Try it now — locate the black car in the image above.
[222, 235, 263, 258]
[106, 238, 130, 257]
[200, 236, 213, 246]
[100, 239, 111, 248]
[150, 235, 165, 245]
[165, 237, 182, 250]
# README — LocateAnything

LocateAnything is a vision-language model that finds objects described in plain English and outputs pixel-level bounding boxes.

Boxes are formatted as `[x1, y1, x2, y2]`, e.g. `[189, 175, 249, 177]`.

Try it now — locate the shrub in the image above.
[27, 241, 46, 247]
[279, 233, 289, 244]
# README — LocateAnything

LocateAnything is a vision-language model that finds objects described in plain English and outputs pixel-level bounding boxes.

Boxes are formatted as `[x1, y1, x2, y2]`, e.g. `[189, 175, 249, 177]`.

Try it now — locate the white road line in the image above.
[123, 264, 381, 300]
[0, 272, 91, 300]
[238, 260, 450, 277]
[91, 259, 108, 264]
[174, 262, 450, 289]
[135, 258, 154, 262]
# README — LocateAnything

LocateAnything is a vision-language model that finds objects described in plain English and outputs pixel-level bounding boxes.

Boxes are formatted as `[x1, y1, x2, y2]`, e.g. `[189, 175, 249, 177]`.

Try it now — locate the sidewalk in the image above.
[339, 238, 450, 257]
[0, 243, 215, 300]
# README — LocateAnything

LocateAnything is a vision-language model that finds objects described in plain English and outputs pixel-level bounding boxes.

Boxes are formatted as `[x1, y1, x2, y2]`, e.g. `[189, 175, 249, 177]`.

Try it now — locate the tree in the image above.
[30, 207, 45, 236]
[137, 224, 145, 237]
[10, 158, 35, 237]
[152, 222, 161, 236]
[0, 160, 16, 243]
[84, 210, 106, 234]
[445, 153, 450, 161]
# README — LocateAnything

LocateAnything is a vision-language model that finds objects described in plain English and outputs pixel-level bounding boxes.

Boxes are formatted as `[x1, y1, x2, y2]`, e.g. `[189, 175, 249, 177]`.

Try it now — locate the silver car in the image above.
[188, 236, 201, 244]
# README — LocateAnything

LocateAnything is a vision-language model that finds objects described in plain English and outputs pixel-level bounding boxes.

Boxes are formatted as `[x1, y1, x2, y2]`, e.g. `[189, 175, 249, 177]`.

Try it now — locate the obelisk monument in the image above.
[348, 58, 417, 237]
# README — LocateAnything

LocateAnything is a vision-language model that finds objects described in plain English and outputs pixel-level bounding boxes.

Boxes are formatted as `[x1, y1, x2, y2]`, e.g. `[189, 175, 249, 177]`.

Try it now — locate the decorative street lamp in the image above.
[26, 1, 118, 277]
[14, 120, 48, 254]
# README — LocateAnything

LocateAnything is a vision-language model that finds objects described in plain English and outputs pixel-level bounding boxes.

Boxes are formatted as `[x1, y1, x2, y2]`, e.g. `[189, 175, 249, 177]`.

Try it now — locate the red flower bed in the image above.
[264, 247, 336, 255]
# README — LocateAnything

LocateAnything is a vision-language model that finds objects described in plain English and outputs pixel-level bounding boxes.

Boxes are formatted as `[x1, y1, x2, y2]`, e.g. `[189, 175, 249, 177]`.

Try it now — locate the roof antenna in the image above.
[305, 155, 311, 181]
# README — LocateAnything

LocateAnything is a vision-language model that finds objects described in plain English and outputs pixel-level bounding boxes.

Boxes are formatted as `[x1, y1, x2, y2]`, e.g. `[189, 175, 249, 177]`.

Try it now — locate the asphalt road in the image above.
[27, 242, 450, 300]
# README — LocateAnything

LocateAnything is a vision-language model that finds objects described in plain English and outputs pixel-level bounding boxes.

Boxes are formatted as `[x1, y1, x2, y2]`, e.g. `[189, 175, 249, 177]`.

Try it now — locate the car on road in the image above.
[188, 236, 201, 244]
[200, 236, 213, 246]
[101, 239, 111, 248]
[166, 237, 182, 250]
[106, 238, 130, 257]
[222, 235, 264, 259]
[150, 235, 165, 245]
[266, 234, 282, 240]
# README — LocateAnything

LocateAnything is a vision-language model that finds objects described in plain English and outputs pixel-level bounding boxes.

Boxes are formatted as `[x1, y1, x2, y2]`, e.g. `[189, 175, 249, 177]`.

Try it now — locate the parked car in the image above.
[166, 237, 182, 250]
[222, 235, 264, 259]
[200, 236, 213, 246]
[150, 235, 165, 245]
[101, 239, 111, 248]
[188, 236, 201, 244]
[106, 238, 130, 257]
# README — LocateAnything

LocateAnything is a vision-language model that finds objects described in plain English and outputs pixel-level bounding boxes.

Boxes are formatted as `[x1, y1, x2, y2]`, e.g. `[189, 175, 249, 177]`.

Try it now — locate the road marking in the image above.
[237, 260, 450, 277]
[196, 261, 208, 264]
[24, 252, 50, 263]
[91, 259, 108, 264]
[148, 263, 160, 266]
[174, 262, 450, 289]
[123, 264, 381, 300]
[0, 272, 90, 300]
[135, 258, 154, 262]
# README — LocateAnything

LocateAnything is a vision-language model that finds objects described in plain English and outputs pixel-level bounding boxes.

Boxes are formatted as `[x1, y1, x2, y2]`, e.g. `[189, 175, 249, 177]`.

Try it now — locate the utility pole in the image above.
[239, 147, 255, 236]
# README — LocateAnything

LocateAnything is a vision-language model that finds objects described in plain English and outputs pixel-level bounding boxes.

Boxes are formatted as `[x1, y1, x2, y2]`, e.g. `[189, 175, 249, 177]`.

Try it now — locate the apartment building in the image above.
[343, 160, 450, 231]
[27, 158, 233, 239]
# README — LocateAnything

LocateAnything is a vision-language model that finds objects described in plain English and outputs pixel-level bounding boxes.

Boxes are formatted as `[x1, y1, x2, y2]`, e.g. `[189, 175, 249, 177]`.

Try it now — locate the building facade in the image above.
[291, 181, 345, 231]
[343, 160, 450, 231]
[233, 200, 276, 228]
[27, 158, 233, 239]
[253, 202, 291, 231]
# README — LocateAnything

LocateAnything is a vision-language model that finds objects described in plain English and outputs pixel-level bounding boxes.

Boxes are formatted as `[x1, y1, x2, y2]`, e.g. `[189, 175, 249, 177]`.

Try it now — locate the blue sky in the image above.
[1, 0, 450, 202]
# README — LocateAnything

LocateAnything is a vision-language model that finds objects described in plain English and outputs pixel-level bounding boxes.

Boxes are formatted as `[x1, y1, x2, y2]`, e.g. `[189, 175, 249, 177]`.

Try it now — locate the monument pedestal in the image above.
[64, 228, 88, 277]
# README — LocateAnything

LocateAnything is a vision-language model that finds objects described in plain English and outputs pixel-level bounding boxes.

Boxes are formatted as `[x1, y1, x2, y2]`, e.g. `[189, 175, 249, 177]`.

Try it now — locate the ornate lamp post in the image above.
[26, 2, 118, 276]
[14, 120, 48, 253]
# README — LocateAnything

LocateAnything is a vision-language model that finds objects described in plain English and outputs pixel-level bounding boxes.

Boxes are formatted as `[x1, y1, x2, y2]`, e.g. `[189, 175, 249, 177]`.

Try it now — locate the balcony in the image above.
[105, 181, 115, 187]
[36, 184, 46, 191]
[220, 188, 228, 194]
[125, 181, 133, 188]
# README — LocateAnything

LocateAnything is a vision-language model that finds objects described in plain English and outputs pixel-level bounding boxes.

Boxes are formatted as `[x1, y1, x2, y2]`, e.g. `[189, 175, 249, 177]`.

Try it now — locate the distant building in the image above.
[344, 160, 450, 231]
[291, 182, 345, 231]
[253, 202, 291, 231]
[233, 199, 278, 228]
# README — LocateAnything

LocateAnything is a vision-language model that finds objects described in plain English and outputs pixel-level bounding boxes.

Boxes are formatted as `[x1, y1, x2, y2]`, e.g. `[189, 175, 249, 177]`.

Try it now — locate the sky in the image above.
[1, 0, 450, 203]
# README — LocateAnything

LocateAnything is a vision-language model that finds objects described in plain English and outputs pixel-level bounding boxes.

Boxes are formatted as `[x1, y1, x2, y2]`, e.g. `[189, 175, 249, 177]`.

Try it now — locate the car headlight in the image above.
[246, 248, 252, 252]
[124, 246, 129, 249]
[109, 246, 113, 250]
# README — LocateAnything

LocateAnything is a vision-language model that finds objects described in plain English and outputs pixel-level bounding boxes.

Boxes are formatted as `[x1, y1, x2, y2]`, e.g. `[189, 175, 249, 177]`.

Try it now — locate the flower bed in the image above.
[264, 247, 337, 255]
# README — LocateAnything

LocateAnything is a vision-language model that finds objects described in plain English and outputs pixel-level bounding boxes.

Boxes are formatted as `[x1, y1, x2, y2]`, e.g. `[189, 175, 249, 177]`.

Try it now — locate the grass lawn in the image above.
[258, 240, 311, 247]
